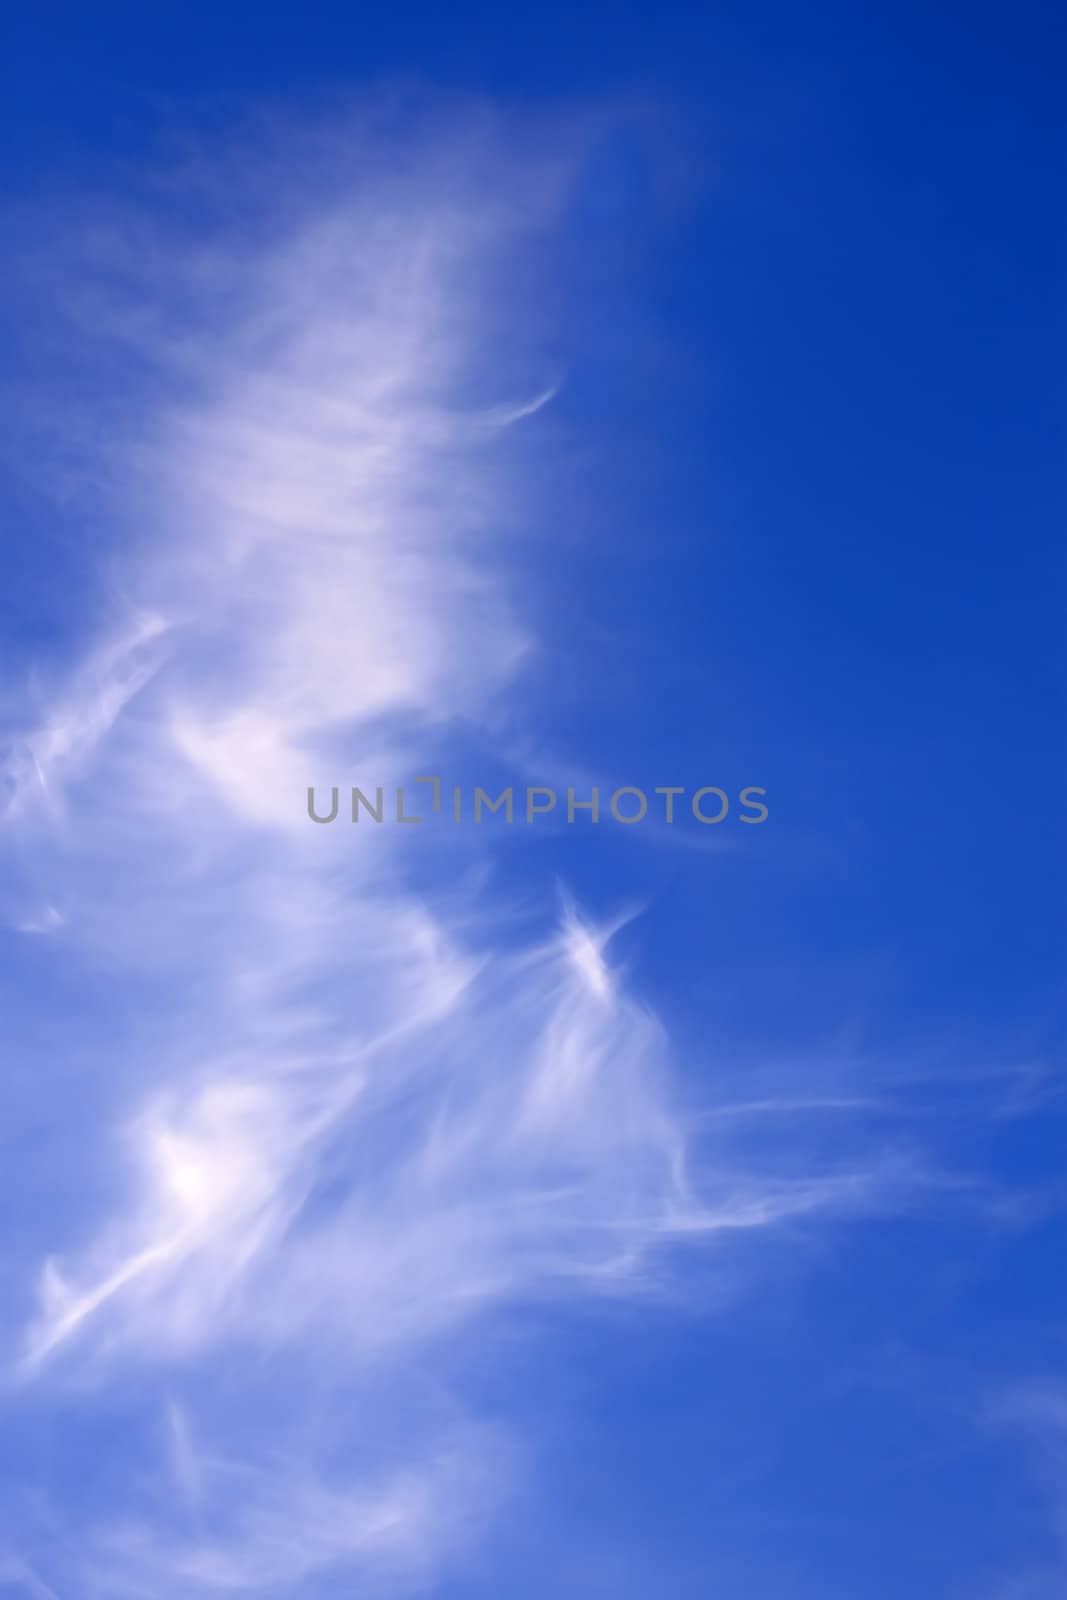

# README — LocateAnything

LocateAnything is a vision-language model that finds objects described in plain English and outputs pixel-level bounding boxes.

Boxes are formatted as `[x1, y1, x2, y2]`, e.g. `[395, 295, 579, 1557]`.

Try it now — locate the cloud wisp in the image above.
[0, 105, 921, 1596]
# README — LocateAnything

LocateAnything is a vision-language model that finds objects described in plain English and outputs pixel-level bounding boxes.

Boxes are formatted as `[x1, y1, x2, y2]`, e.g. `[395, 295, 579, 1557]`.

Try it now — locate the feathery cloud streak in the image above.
[0, 104, 915, 1596]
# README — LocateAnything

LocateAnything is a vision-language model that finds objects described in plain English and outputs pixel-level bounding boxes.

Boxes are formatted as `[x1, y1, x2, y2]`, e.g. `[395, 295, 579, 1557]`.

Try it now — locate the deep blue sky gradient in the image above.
[2, 5, 1065, 1597]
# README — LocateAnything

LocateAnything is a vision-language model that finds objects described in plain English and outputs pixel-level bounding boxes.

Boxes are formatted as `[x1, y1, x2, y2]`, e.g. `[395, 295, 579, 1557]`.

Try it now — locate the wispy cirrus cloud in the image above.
[0, 101, 927, 1597]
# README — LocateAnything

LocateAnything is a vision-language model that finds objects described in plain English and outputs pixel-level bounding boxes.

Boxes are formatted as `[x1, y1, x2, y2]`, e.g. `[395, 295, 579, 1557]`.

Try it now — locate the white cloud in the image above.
[0, 103, 919, 1597]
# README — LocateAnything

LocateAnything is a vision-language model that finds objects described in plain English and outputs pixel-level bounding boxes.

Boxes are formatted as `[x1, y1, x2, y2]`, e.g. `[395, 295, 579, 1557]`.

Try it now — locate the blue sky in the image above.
[1, 5, 1064, 1597]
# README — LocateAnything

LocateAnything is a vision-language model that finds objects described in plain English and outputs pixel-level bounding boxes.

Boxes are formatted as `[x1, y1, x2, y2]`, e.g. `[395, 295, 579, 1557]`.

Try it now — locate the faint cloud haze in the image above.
[0, 101, 932, 1596]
